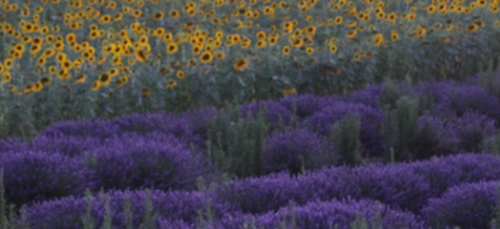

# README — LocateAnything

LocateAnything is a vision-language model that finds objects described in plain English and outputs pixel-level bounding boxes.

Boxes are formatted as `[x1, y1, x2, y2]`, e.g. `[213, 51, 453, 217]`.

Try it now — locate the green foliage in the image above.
[485, 133, 500, 156]
[349, 202, 383, 229]
[383, 96, 419, 162]
[490, 184, 500, 229]
[379, 80, 401, 110]
[0, 168, 6, 229]
[123, 194, 133, 229]
[99, 193, 114, 229]
[330, 113, 362, 167]
[477, 56, 500, 99]
[196, 198, 214, 229]
[81, 188, 95, 229]
[206, 104, 269, 178]
[139, 189, 158, 229]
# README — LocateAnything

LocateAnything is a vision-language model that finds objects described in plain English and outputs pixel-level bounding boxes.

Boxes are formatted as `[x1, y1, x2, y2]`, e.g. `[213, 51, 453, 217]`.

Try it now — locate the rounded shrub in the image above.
[84, 132, 208, 192]
[18, 189, 233, 229]
[218, 198, 428, 229]
[449, 111, 498, 153]
[352, 163, 431, 213]
[0, 151, 93, 207]
[421, 180, 500, 229]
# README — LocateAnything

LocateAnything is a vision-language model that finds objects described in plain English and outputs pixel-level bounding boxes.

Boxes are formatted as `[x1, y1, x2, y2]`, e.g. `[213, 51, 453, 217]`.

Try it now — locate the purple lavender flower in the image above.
[410, 153, 500, 201]
[434, 85, 500, 122]
[218, 198, 428, 229]
[449, 111, 498, 153]
[0, 151, 94, 207]
[343, 84, 384, 108]
[352, 163, 431, 213]
[28, 135, 101, 158]
[84, 132, 208, 192]
[19, 189, 233, 229]
[278, 94, 340, 119]
[41, 119, 120, 140]
[0, 137, 28, 154]
[421, 180, 500, 229]
[111, 112, 194, 142]
[240, 100, 292, 127]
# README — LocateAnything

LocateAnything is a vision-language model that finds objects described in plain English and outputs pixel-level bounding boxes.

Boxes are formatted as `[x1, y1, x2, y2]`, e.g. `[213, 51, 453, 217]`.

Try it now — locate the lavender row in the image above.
[214, 153, 500, 215]
[10, 153, 500, 229]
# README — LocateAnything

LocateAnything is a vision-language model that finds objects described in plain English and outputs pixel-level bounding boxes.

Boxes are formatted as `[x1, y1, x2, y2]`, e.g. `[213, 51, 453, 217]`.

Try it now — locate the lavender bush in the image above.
[0, 151, 93, 208]
[17, 189, 233, 229]
[421, 181, 500, 229]
[217, 198, 428, 229]
[83, 132, 208, 192]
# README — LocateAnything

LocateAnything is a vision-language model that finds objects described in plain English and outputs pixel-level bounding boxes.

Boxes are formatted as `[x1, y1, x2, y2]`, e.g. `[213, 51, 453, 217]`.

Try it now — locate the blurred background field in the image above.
[2, 0, 500, 139]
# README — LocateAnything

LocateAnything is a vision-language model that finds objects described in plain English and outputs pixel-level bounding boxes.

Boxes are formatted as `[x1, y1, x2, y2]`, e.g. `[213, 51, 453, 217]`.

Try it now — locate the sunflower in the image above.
[353, 53, 363, 61]
[40, 77, 51, 85]
[374, 33, 384, 47]
[135, 49, 149, 62]
[37, 56, 47, 67]
[346, 30, 357, 38]
[32, 82, 43, 92]
[153, 12, 164, 21]
[159, 67, 172, 76]
[234, 58, 249, 71]
[200, 51, 213, 63]
[306, 47, 314, 55]
[91, 81, 100, 91]
[108, 68, 119, 77]
[4, 59, 13, 70]
[54, 41, 64, 51]
[256, 31, 266, 40]
[2, 72, 11, 83]
[141, 88, 151, 97]
[282, 87, 296, 95]
[24, 84, 32, 94]
[61, 60, 72, 70]
[166, 80, 177, 88]
[283, 46, 291, 55]
[176, 70, 185, 79]
[98, 73, 111, 85]
[57, 69, 70, 80]
[170, 9, 180, 18]
[74, 74, 85, 83]
[66, 33, 77, 43]
[391, 30, 399, 40]
[467, 24, 479, 33]
[329, 44, 337, 53]
[427, 4, 436, 13]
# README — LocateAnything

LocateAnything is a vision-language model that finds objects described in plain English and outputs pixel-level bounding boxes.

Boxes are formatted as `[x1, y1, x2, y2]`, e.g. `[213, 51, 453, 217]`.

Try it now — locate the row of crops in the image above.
[2, 0, 500, 138]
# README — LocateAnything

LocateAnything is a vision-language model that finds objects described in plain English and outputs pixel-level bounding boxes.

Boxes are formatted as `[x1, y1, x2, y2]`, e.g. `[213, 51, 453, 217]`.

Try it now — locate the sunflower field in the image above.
[1, 0, 500, 138]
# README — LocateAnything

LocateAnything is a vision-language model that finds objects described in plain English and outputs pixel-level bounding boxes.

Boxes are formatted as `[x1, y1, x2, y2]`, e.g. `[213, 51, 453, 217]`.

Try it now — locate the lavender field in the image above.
[2, 74, 500, 228]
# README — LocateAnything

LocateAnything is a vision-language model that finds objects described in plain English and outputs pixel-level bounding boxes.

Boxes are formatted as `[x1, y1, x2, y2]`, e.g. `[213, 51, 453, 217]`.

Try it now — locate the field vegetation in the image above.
[2, 0, 500, 228]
